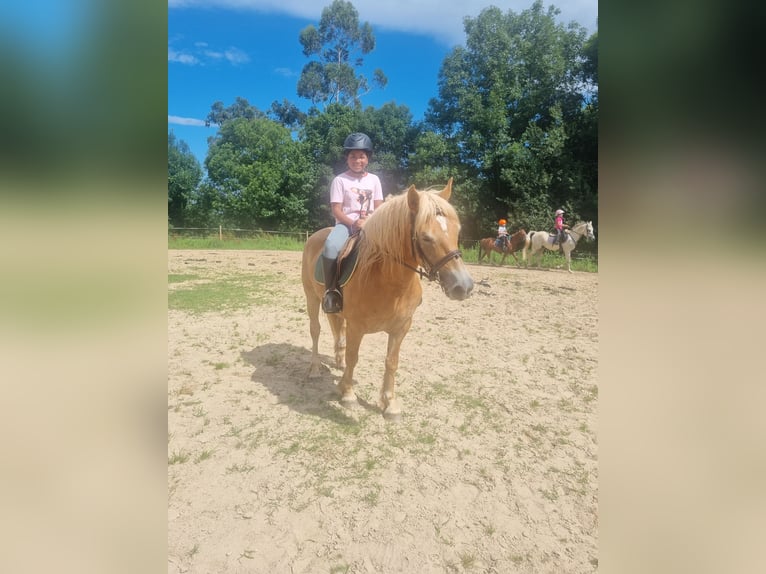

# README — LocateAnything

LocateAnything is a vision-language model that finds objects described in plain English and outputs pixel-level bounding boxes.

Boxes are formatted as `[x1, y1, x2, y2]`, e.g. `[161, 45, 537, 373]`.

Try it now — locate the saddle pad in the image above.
[313, 240, 361, 287]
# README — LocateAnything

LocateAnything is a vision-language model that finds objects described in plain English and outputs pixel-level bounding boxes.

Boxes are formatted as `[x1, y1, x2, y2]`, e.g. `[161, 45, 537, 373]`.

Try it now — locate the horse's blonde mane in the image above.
[354, 187, 458, 278]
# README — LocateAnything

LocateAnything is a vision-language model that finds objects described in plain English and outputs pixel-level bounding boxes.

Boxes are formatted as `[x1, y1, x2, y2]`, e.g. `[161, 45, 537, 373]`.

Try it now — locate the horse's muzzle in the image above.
[441, 272, 474, 300]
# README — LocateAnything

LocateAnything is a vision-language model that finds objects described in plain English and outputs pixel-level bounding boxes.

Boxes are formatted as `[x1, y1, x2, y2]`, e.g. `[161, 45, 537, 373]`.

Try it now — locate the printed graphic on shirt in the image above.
[353, 188, 373, 216]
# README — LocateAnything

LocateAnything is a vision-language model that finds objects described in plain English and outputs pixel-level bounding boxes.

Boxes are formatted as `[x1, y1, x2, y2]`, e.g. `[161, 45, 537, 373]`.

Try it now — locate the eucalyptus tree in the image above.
[297, 0, 387, 107]
[204, 96, 264, 127]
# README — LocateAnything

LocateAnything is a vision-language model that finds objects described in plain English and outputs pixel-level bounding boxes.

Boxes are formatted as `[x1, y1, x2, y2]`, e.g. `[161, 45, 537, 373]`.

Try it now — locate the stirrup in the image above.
[322, 289, 343, 313]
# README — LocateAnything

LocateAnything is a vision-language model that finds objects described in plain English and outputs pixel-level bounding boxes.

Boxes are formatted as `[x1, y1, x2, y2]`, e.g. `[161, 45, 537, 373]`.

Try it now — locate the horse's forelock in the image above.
[413, 191, 457, 230]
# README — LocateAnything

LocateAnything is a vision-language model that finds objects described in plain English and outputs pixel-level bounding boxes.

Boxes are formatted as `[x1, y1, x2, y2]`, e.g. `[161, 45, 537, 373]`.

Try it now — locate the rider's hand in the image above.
[354, 217, 367, 230]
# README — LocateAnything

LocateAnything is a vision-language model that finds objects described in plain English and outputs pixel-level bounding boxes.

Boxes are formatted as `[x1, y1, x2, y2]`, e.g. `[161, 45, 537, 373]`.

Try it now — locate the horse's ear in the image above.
[438, 177, 453, 201]
[407, 184, 419, 213]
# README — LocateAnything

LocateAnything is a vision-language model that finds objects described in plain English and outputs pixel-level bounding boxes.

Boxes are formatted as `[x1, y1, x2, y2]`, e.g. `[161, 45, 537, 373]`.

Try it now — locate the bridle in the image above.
[566, 223, 592, 243]
[400, 211, 463, 282]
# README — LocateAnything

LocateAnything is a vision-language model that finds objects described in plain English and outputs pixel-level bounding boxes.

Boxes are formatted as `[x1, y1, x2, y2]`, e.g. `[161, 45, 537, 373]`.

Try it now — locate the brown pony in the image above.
[300, 178, 474, 420]
[477, 229, 527, 265]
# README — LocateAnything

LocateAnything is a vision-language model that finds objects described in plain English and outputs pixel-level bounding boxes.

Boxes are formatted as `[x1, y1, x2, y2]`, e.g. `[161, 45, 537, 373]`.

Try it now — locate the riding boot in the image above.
[321, 256, 342, 313]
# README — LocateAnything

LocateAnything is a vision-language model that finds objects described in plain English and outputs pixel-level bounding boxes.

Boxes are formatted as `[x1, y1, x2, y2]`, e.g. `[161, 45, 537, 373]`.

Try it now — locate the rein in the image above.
[401, 212, 463, 282]
[566, 224, 587, 243]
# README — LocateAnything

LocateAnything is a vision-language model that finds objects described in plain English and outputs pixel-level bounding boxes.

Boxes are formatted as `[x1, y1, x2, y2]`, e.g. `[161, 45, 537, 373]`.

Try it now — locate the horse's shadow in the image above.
[240, 344, 378, 424]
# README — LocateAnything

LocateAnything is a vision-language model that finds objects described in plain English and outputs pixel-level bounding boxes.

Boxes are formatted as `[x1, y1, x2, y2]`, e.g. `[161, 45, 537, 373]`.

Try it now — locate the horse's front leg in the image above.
[380, 319, 412, 421]
[326, 313, 346, 369]
[565, 248, 573, 273]
[337, 325, 362, 406]
[306, 294, 323, 379]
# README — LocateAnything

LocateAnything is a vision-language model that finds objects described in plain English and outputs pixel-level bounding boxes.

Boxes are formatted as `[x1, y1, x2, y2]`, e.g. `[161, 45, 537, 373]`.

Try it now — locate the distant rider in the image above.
[496, 219, 509, 251]
[553, 209, 569, 245]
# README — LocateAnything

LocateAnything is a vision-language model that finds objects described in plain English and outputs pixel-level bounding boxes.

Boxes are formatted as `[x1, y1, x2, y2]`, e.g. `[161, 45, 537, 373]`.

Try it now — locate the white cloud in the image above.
[170, 43, 250, 66]
[168, 48, 199, 65]
[274, 67, 297, 77]
[223, 47, 250, 65]
[168, 115, 206, 127]
[168, 0, 597, 45]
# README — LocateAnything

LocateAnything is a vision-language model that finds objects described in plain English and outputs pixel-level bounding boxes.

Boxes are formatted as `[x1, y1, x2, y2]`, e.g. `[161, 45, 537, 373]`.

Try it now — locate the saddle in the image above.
[495, 237, 509, 251]
[313, 231, 362, 287]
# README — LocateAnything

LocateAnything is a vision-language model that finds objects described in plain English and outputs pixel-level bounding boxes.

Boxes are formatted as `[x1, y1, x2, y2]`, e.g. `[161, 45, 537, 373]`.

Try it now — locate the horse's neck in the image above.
[568, 224, 585, 241]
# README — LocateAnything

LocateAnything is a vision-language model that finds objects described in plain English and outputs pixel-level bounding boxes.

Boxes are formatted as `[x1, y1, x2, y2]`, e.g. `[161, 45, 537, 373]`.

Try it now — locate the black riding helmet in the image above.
[343, 132, 373, 158]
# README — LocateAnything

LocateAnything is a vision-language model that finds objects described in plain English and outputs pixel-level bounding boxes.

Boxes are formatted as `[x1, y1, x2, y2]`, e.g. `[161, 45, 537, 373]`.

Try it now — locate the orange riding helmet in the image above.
[498, 219, 507, 225]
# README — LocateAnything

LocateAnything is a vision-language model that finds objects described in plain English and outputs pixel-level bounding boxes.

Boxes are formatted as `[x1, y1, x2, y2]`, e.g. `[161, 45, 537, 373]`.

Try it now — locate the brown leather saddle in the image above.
[313, 231, 362, 287]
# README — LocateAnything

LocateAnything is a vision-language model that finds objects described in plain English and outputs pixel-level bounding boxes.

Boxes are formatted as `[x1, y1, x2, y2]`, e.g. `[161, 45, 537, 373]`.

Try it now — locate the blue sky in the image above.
[168, 0, 597, 168]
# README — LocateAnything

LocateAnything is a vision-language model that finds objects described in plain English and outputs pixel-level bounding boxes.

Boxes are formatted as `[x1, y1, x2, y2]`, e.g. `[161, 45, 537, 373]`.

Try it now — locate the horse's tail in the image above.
[522, 232, 534, 259]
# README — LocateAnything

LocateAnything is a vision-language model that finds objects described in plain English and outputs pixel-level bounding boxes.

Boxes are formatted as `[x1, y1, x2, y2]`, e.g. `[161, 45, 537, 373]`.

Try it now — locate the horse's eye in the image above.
[421, 234, 435, 243]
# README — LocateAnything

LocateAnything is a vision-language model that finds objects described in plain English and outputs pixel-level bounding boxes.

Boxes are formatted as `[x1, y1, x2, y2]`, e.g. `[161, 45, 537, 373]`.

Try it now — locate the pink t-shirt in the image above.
[555, 215, 564, 230]
[330, 171, 384, 223]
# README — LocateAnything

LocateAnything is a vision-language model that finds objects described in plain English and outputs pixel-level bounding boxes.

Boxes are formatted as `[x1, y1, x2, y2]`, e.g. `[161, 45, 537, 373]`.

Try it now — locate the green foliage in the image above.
[168, 131, 202, 227]
[297, 0, 387, 107]
[426, 0, 596, 233]
[168, 1, 598, 244]
[205, 97, 264, 127]
[204, 117, 319, 229]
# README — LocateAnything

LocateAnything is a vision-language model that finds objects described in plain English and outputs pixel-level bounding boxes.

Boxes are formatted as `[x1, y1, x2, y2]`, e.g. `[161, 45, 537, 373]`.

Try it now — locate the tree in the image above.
[168, 131, 202, 227]
[426, 1, 594, 232]
[269, 99, 307, 131]
[204, 117, 319, 229]
[297, 0, 387, 107]
[205, 97, 264, 127]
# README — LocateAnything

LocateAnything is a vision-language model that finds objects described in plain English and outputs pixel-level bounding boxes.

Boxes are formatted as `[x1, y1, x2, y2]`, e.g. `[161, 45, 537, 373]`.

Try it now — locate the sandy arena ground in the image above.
[168, 249, 598, 573]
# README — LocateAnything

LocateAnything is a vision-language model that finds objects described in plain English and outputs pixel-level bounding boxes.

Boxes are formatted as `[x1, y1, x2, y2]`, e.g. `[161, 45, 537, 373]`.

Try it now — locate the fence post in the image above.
[219, 225, 222, 241]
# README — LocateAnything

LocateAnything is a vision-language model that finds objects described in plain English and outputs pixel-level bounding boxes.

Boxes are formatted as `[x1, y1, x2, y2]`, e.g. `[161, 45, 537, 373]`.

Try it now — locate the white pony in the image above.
[523, 221, 595, 273]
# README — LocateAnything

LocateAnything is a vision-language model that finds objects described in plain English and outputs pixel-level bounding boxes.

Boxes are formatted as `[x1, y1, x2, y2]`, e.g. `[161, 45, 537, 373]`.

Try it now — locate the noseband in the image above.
[402, 212, 463, 282]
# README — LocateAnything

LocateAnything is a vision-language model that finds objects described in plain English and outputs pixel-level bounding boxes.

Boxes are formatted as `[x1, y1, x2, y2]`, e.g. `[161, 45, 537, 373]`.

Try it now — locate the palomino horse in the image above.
[523, 221, 595, 273]
[301, 178, 474, 420]
[478, 229, 527, 265]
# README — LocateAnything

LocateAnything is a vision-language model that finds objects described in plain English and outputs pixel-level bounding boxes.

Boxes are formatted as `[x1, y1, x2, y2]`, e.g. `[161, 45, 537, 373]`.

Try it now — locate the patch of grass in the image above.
[481, 521, 496, 536]
[459, 551, 477, 569]
[168, 449, 190, 465]
[168, 273, 200, 284]
[362, 484, 382, 507]
[226, 462, 254, 474]
[192, 405, 207, 417]
[168, 235, 305, 251]
[416, 432, 436, 446]
[168, 274, 279, 314]
[194, 449, 215, 463]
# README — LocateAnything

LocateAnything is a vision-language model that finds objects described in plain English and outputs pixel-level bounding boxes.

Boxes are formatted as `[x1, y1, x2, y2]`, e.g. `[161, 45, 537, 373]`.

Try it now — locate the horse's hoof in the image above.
[382, 397, 402, 421]
[382, 409, 402, 422]
[340, 393, 358, 407]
